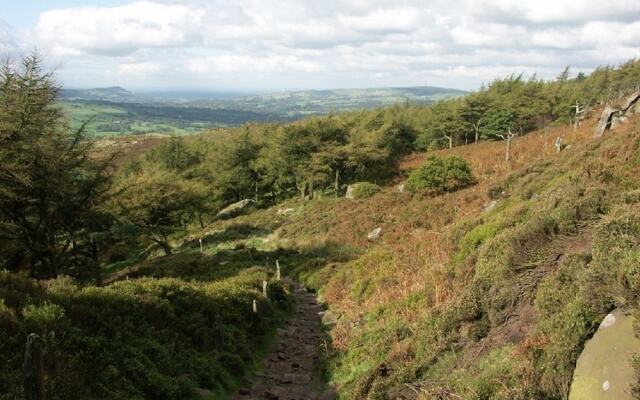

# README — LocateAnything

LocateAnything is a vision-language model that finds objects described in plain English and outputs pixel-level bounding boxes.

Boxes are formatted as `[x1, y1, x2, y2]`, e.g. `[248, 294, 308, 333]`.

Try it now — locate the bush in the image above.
[0, 269, 290, 400]
[349, 182, 381, 199]
[405, 156, 475, 194]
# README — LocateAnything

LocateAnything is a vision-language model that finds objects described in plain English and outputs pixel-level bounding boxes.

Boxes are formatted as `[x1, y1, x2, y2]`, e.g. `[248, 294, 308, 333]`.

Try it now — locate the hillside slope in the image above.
[193, 110, 640, 399]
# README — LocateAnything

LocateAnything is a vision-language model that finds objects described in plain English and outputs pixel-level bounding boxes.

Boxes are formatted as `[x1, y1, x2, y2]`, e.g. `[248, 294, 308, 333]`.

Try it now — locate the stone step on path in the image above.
[231, 282, 336, 400]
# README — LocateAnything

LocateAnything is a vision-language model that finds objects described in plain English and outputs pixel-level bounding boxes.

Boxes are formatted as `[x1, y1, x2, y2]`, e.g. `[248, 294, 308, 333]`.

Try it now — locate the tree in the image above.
[415, 100, 468, 150]
[461, 94, 489, 143]
[0, 53, 113, 278]
[110, 172, 207, 255]
[479, 109, 515, 140]
[146, 136, 201, 172]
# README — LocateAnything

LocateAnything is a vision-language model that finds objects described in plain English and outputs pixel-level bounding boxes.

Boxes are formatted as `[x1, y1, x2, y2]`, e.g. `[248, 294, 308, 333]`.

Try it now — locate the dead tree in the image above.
[572, 102, 585, 131]
[497, 129, 516, 163]
[23, 334, 44, 400]
[444, 134, 453, 149]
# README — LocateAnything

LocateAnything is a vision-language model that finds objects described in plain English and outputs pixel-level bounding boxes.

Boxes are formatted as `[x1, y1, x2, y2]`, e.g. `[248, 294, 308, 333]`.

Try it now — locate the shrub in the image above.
[350, 182, 381, 199]
[405, 156, 475, 194]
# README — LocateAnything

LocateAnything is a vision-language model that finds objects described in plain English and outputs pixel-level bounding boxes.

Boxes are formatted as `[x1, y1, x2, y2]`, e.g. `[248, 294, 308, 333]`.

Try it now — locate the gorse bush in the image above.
[350, 182, 381, 199]
[405, 155, 475, 194]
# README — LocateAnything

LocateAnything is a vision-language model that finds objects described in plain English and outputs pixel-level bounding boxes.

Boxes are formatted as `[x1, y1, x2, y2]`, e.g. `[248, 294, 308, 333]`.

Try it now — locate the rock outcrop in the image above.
[594, 92, 640, 137]
[217, 199, 256, 219]
[569, 310, 640, 400]
[621, 91, 640, 113]
[594, 107, 620, 138]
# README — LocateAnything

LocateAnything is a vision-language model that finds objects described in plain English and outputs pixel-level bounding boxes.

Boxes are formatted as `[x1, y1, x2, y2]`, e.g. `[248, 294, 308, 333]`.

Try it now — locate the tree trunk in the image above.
[334, 169, 340, 197]
[506, 139, 511, 162]
[255, 181, 259, 203]
[159, 241, 172, 255]
[474, 126, 479, 143]
[198, 213, 205, 229]
[23, 334, 44, 400]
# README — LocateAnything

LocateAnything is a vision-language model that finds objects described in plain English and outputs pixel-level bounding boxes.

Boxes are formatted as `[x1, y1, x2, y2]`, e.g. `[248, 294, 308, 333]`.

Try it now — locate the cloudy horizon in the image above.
[1, 0, 640, 92]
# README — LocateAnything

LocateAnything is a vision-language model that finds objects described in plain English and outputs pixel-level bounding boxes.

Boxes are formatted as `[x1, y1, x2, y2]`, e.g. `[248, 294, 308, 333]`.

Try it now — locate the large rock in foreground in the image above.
[569, 309, 640, 400]
[217, 199, 256, 220]
[594, 107, 620, 138]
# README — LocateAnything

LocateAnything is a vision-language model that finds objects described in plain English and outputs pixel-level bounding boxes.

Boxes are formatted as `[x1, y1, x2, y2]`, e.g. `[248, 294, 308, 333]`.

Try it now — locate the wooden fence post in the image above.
[23, 333, 44, 400]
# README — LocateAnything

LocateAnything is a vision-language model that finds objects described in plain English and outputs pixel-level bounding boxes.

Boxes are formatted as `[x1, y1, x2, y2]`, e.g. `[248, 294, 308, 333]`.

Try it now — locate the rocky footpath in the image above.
[232, 282, 336, 400]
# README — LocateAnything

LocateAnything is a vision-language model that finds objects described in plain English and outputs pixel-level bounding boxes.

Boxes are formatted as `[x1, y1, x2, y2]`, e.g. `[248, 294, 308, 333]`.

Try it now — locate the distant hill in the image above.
[192, 85, 468, 118]
[60, 86, 139, 102]
[58, 85, 466, 137]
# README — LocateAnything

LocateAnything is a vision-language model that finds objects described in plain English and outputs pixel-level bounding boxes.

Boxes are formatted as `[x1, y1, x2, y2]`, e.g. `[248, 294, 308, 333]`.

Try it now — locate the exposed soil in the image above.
[232, 281, 336, 400]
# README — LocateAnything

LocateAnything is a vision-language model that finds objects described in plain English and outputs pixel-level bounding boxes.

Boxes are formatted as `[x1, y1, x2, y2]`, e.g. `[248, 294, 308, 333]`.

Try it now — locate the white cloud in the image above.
[35, 1, 205, 56]
[0, 19, 19, 54]
[118, 61, 163, 75]
[187, 55, 322, 74]
[12, 0, 640, 90]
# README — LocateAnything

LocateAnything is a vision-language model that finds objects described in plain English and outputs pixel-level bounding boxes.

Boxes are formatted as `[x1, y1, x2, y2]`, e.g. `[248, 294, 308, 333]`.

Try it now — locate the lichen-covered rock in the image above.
[569, 310, 640, 400]
[621, 92, 640, 113]
[594, 107, 620, 138]
[367, 227, 382, 241]
[217, 199, 256, 219]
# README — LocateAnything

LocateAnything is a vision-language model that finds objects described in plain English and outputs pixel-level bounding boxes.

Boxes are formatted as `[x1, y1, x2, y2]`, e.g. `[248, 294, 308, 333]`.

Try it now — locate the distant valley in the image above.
[59, 85, 466, 137]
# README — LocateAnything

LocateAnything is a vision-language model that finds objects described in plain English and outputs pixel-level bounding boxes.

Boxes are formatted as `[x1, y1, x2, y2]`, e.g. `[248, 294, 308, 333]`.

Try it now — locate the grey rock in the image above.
[367, 227, 382, 241]
[321, 310, 338, 326]
[621, 91, 640, 113]
[217, 199, 256, 219]
[484, 200, 498, 212]
[277, 207, 295, 215]
[611, 115, 628, 129]
[594, 106, 620, 138]
[345, 184, 356, 199]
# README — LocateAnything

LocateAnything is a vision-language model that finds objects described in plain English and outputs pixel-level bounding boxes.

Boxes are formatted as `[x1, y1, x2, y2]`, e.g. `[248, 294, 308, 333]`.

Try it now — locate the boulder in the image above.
[367, 227, 382, 241]
[593, 106, 620, 138]
[620, 91, 640, 113]
[484, 200, 498, 213]
[569, 310, 640, 400]
[216, 199, 256, 219]
[345, 184, 356, 199]
[321, 310, 338, 326]
[611, 115, 628, 130]
[276, 208, 295, 215]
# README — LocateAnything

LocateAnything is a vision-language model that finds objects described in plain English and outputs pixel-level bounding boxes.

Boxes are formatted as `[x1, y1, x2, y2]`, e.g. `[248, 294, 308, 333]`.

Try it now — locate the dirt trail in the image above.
[232, 282, 336, 400]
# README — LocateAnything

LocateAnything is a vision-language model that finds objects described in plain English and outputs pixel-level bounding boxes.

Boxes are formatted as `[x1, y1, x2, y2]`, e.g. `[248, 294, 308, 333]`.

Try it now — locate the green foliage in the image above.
[532, 255, 600, 397]
[110, 171, 209, 255]
[146, 136, 202, 172]
[405, 155, 475, 194]
[350, 182, 381, 199]
[0, 53, 113, 278]
[0, 269, 289, 400]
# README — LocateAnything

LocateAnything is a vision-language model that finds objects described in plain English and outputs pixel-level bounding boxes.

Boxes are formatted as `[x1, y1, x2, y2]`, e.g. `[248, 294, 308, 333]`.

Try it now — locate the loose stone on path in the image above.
[232, 282, 336, 400]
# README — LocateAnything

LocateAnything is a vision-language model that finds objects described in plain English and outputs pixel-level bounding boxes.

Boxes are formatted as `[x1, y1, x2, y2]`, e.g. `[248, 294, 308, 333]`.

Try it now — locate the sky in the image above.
[1, 0, 640, 92]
